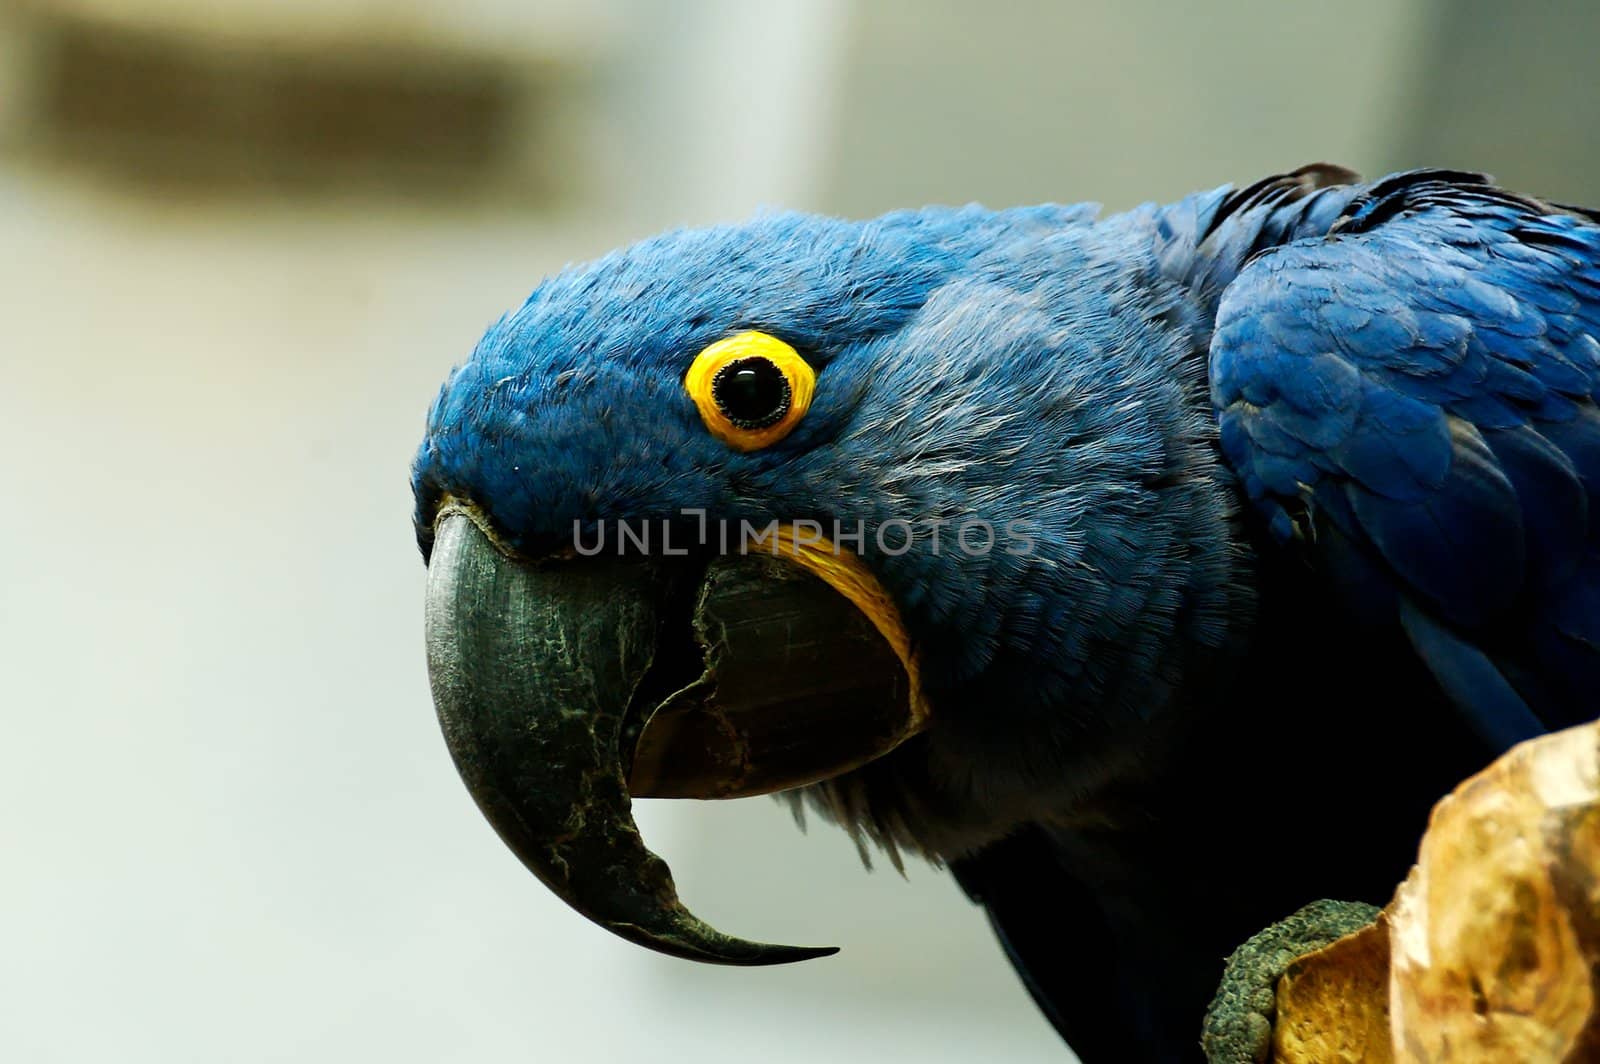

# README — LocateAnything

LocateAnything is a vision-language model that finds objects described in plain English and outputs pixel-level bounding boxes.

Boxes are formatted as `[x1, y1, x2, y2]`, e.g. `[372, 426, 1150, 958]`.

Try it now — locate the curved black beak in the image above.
[424, 509, 920, 965]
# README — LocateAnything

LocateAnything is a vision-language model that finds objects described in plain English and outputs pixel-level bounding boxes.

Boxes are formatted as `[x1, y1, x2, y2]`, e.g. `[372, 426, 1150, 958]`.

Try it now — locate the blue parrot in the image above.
[413, 166, 1600, 1062]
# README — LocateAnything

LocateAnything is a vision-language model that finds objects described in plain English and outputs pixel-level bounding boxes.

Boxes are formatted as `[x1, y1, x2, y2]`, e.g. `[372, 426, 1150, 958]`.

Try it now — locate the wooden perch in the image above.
[1271, 720, 1600, 1062]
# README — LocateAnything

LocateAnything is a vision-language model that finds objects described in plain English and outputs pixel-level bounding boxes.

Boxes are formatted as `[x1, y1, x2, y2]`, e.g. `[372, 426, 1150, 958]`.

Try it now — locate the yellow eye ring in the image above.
[685, 331, 815, 451]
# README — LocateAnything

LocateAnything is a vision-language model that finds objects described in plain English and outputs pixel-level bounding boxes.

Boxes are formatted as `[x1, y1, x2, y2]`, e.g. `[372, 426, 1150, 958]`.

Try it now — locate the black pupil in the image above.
[712, 357, 791, 429]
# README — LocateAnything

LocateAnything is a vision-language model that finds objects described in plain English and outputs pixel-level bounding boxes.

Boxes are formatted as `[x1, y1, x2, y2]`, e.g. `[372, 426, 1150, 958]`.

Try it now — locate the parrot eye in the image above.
[685, 331, 815, 451]
[712, 358, 790, 428]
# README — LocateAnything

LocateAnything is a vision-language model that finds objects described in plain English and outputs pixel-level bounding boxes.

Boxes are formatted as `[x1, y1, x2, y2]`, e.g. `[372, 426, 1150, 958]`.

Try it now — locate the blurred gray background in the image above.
[3, 2, 1596, 1061]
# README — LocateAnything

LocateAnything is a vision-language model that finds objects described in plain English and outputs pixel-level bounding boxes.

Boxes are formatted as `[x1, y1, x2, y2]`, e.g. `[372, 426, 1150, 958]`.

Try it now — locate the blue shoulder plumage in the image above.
[1211, 170, 1600, 744]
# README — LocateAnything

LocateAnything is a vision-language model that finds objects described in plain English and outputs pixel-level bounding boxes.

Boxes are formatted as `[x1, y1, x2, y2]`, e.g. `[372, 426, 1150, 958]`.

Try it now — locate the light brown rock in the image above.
[1264, 722, 1600, 1061]
[1388, 721, 1600, 1062]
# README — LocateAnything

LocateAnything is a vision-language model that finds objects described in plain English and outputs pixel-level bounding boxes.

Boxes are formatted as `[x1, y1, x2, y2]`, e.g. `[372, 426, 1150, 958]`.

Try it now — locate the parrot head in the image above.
[413, 206, 1242, 964]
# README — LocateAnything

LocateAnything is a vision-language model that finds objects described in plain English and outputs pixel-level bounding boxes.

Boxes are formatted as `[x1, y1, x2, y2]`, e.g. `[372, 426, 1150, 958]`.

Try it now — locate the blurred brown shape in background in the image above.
[0, 1, 604, 198]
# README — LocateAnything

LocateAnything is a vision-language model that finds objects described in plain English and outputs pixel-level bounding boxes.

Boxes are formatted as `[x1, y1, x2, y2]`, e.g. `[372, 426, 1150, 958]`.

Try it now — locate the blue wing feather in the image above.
[1212, 171, 1600, 742]
[1397, 598, 1547, 749]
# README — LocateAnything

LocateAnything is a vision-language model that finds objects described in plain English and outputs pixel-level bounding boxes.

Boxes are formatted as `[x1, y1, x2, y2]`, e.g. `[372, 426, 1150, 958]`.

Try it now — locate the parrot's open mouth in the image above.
[422, 501, 924, 965]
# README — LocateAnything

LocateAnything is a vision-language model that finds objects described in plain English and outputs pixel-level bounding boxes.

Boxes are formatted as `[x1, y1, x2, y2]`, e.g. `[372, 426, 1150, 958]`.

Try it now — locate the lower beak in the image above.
[423, 509, 922, 965]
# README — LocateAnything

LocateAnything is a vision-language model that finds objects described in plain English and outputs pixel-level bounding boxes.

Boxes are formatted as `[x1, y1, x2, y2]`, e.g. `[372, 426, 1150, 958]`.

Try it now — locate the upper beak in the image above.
[423, 507, 923, 965]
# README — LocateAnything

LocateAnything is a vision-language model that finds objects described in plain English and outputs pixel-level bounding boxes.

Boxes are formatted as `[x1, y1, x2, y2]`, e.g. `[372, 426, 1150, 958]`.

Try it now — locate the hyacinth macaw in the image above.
[412, 167, 1600, 1062]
